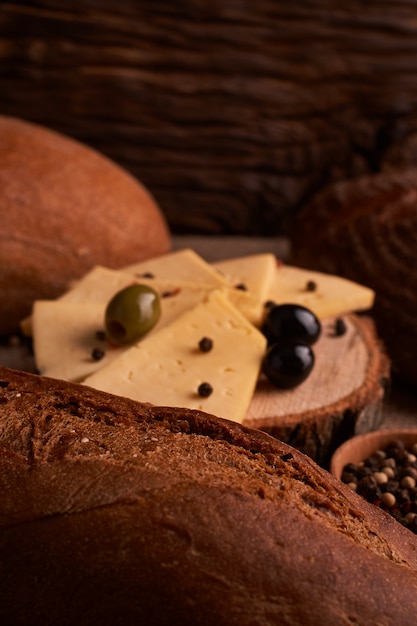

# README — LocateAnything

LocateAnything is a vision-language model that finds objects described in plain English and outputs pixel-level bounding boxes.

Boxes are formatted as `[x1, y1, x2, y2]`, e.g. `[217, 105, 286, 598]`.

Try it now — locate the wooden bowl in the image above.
[330, 429, 417, 480]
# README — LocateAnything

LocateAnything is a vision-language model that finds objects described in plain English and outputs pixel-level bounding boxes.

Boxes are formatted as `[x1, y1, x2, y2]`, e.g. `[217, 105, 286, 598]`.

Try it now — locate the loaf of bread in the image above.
[0, 115, 170, 336]
[290, 169, 417, 386]
[1, 365, 417, 625]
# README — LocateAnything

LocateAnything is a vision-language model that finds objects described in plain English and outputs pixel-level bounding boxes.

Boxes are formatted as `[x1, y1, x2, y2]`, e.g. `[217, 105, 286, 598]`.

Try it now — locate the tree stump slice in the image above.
[244, 314, 390, 468]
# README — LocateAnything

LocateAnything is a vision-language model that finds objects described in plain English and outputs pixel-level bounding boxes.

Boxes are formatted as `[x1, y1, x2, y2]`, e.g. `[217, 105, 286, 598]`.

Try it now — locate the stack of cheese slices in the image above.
[27, 248, 375, 425]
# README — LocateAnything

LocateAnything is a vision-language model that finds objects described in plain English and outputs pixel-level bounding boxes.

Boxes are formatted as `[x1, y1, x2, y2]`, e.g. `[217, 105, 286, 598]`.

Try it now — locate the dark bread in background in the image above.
[1, 365, 417, 625]
[290, 169, 417, 386]
[0, 115, 171, 336]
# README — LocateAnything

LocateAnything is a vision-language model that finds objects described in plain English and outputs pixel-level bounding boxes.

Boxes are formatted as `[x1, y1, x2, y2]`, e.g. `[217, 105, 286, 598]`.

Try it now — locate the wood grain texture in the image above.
[245, 314, 390, 468]
[2, 1, 417, 234]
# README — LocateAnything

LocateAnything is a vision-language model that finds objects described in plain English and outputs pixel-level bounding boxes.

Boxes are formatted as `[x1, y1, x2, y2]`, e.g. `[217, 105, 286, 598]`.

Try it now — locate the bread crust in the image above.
[291, 169, 417, 385]
[1, 365, 417, 625]
[0, 115, 170, 335]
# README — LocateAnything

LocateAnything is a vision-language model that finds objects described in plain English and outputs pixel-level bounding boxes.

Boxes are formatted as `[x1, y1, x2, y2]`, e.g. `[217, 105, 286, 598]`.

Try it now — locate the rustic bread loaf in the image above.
[1, 365, 417, 625]
[0, 115, 170, 336]
[290, 169, 417, 386]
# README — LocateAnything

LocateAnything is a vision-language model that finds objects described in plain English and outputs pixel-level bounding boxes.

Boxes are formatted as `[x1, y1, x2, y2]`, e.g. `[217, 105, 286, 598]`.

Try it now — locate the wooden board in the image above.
[244, 314, 390, 468]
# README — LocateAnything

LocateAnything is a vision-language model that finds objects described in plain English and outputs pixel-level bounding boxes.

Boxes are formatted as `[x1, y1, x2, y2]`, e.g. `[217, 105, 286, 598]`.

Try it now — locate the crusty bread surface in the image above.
[0, 115, 171, 335]
[291, 169, 417, 386]
[1, 365, 417, 625]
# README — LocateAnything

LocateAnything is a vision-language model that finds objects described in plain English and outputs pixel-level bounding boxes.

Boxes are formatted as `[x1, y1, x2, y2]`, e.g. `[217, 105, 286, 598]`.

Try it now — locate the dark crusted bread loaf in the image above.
[0, 115, 170, 336]
[290, 169, 417, 386]
[1, 365, 417, 625]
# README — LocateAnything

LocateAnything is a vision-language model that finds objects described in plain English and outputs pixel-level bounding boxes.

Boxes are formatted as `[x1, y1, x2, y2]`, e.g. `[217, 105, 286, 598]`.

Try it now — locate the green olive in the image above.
[105, 284, 161, 345]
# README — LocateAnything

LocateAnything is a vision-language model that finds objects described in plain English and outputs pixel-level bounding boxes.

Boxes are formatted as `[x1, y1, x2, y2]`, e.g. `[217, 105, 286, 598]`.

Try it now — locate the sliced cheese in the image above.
[59, 266, 137, 304]
[31, 280, 224, 382]
[59, 265, 264, 324]
[32, 301, 124, 382]
[267, 264, 375, 319]
[83, 290, 267, 423]
[225, 287, 264, 326]
[21, 266, 136, 336]
[32, 280, 263, 383]
[122, 248, 228, 287]
[212, 253, 277, 301]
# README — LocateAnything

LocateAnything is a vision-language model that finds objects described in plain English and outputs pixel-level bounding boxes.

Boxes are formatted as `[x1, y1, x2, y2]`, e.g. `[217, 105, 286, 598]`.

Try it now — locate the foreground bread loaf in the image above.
[1, 366, 417, 625]
[0, 115, 170, 335]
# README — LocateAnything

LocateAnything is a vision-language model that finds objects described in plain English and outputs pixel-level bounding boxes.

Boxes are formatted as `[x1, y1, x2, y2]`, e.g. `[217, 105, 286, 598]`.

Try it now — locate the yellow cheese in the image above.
[212, 253, 277, 301]
[31, 280, 226, 382]
[32, 301, 124, 382]
[83, 290, 267, 423]
[57, 265, 263, 324]
[58, 266, 224, 313]
[225, 287, 264, 326]
[122, 248, 228, 287]
[59, 266, 137, 304]
[267, 264, 375, 318]
[22, 266, 215, 336]
[21, 266, 136, 336]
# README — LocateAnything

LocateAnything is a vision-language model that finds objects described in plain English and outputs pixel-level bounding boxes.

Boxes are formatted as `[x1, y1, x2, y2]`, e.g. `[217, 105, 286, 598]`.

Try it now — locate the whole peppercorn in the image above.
[382, 457, 396, 469]
[198, 337, 213, 353]
[91, 347, 105, 361]
[385, 479, 400, 494]
[381, 492, 396, 509]
[341, 469, 358, 484]
[341, 440, 417, 534]
[357, 476, 381, 502]
[381, 466, 395, 479]
[197, 382, 213, 398]
[333, 318, 347, 337]
[305, 280, 317, 292]
[374, 471, 388, 485]
[401, 475, 416, 490]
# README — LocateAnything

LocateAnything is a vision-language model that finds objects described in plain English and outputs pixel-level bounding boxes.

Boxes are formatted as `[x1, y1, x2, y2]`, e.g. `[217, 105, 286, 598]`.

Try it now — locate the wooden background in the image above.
[2, 1, 417, 235]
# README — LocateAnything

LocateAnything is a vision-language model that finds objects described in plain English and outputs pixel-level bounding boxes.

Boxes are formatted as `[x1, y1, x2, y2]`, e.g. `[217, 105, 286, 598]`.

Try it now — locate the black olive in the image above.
[262, 342, 315, 389]
[261, 303, 321, 346]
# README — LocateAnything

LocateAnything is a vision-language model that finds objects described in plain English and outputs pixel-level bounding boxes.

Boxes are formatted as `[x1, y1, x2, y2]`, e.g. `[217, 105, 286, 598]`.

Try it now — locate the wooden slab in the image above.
[244, 314, 390, 468]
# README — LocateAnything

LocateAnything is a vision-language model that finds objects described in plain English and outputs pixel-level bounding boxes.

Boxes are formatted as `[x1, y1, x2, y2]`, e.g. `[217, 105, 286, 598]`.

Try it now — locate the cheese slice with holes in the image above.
[83, 290, 267, 423]
[267, 264, 375, 319]
[212, 253, 277, 301]
[59, 266, 140, 304]
[122, 248, 228, 287]
[32, 281, 223, 382]
[32, 301, 124, 382]
[60, 265, 263, 324]
[20, 266, 141, 336]
[32, 277, 264, 382]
